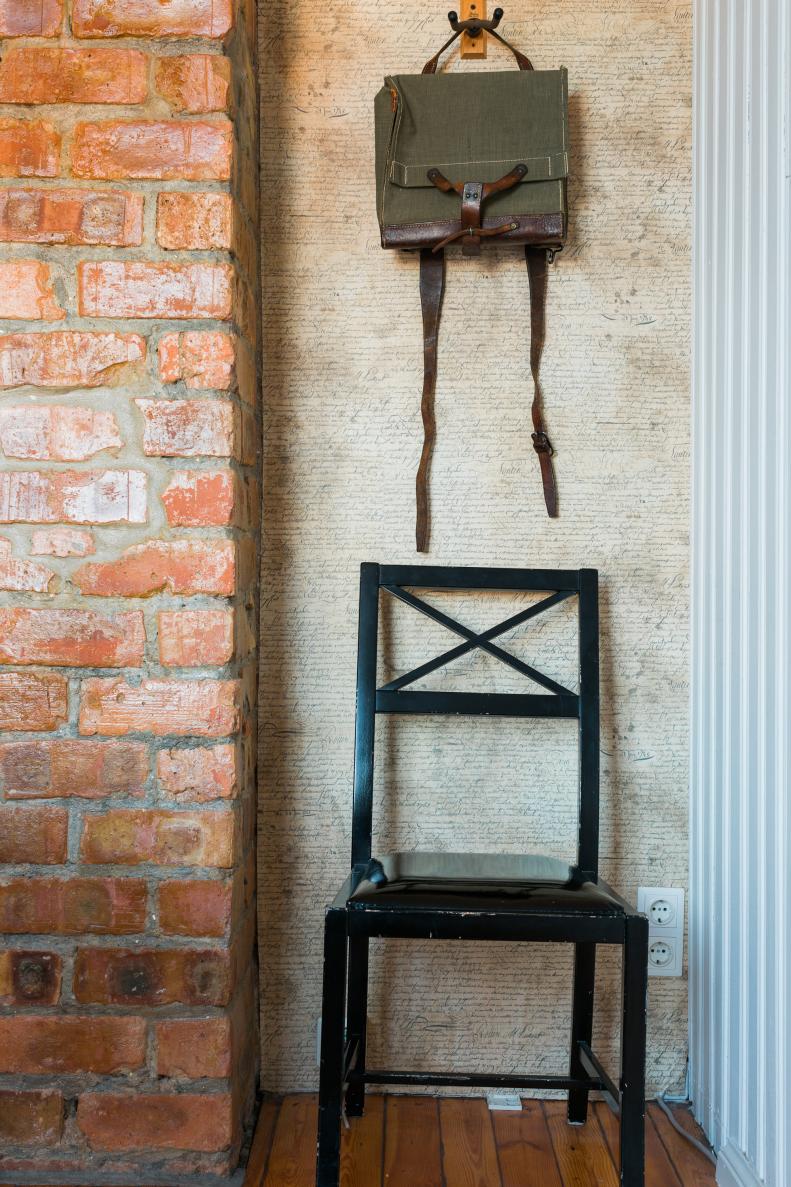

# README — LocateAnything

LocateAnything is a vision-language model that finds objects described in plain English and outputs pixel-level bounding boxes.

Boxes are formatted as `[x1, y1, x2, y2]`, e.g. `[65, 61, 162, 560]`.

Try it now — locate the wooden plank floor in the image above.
[247, 1095, 716, 1187]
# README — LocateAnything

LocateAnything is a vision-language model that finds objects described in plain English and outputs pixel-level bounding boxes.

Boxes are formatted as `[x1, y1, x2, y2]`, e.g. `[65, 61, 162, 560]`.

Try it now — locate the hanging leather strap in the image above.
[414, 247, 557, 550]
[416, 248, 445, 552]
[421, 19, 533, 74]
[525, 246, 558, 517]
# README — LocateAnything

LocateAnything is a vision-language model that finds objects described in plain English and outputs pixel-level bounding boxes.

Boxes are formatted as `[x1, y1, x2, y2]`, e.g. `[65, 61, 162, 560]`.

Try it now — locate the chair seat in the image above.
[348, 852, 627, 914]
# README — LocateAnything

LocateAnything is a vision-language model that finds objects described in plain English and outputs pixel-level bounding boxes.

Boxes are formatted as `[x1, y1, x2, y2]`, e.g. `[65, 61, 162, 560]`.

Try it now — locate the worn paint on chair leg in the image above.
[344, 935, 369, 1117]
[568, 941, 597, 1123]
[619, 914, 648, 1186]
[316, 909, 348, 1187]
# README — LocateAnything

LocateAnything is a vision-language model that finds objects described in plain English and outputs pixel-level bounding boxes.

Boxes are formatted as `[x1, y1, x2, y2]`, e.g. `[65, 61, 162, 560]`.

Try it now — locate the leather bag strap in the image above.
[416, 248, 446, 552]
[422, 26, 532, 74]
[525, 246, 559, 517]
[427, 164, 527, 253]
[413, 248, 557, 550]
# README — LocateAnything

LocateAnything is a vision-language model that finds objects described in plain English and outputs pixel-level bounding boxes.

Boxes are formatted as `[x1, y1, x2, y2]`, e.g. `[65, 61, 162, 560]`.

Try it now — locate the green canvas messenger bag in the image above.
[374, 9, 569, 551]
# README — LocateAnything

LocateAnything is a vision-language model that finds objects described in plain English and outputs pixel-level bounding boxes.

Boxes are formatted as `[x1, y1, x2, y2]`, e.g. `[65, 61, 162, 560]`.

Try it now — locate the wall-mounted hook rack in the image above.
[458, 1, 489, 59]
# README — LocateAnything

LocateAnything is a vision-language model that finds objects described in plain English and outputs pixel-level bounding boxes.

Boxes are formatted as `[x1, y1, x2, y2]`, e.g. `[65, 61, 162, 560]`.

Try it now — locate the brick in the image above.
[136, 399, 234, 456]
[77, 1092, 233, 1153]
[0, 262, 63, 321]
[74, 538, 234, 597]
[0, 1015, 146, 1074]
[79, 678, 239, 738]
[157, 335, 182, 383]
[0, 738, 148, 800]
[73, 0, 233, 39]
[74, 945, 231, 1007]
[0, 469, 147, 524]
[0, 536, 55, 592]
[0, 119, 59, 179]
[31, 527, 94, 557]
[0, 406, 122, 462]
[0, 188, 143, 247]
[0, 806, 67, 864]
[158, 331, 235, 389]
[0, 949, 62, 1004]
[162, 470, 235, 527]
[158, 879, 232, 936]
[158, 610, 234, 667]
[80, 808, 235, 868]
[0, 672, 67, 731]
[79, 261, 232, 320]
[0, 332, 145, 390]
[155, 55, 230, 113]
[0, 48, 148, 106]
[156, 1016, 230, 1077]
[0, 608, 144, 668]
[157, 744, 236, 802]
[72, 121, 232, 181]
[0, 878, 146, 935]
[157, 191, 232, 249]
[0, 0, 63, 36]
[0, 1090, 63, 1147]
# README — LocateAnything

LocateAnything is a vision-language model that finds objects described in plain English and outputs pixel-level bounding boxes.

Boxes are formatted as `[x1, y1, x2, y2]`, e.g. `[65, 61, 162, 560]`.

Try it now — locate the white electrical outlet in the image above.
[647, 936, 683, 977]
[637, 886, 685, 977]
[637, 886, 684, 931]
[649, 898, 673, 926]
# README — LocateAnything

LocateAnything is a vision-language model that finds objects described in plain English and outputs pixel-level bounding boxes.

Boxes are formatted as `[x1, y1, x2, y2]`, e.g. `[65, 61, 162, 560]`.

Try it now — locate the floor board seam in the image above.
[651, 1103, 694, 1185]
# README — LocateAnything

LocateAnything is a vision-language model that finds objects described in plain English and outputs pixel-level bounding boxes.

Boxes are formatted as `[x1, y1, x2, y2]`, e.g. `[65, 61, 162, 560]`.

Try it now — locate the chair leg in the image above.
[344, 935, 369, 1117]
[619, 914, 648, 1187]
[567, 941, 596, 1123]
[316, 908, 347, 1187]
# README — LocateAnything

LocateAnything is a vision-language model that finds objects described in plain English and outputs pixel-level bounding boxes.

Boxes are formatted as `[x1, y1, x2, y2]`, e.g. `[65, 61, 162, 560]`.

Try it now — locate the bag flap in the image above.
[385, 68, 568, 188]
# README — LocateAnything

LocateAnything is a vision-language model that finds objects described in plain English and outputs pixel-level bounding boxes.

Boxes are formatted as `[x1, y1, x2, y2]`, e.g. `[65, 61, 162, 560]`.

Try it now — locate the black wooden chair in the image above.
[316, 564, 648, 1187]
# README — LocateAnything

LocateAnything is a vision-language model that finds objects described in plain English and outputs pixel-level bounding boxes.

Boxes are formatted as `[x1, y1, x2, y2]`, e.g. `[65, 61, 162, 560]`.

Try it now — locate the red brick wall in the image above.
[0, 0, 260, 1179]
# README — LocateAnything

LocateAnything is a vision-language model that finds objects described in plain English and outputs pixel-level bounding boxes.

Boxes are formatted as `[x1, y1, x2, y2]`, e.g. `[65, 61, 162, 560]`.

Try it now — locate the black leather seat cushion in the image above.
[348, 852, 626, 914]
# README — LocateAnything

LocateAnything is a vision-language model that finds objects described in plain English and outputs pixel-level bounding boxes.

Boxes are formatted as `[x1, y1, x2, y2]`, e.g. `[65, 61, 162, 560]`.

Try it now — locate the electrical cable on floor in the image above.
[656, 1094, 717, 1165]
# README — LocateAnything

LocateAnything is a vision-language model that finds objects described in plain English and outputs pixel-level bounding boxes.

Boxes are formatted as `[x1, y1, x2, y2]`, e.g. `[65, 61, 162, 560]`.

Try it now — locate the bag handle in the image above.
[422, 8, 533, 75]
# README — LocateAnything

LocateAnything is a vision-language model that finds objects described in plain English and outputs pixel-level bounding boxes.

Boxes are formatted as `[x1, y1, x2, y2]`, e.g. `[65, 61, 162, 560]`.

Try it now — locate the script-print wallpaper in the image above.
[258, 0, 691, 1093]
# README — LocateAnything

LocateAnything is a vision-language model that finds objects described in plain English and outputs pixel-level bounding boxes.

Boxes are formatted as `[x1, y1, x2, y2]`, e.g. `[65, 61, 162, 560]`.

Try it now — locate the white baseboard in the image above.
[717, 1142, 764, 1187]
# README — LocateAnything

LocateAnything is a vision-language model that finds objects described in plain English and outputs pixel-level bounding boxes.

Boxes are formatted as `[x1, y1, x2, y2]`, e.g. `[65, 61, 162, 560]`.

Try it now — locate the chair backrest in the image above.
[350, 564, 600, 879]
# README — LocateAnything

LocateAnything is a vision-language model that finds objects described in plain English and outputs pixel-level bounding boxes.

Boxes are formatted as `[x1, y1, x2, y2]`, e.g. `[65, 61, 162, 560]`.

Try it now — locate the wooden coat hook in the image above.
[460, 0, 488, 59]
